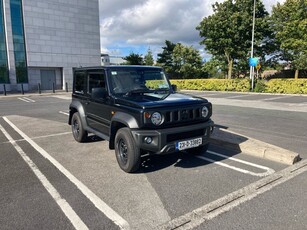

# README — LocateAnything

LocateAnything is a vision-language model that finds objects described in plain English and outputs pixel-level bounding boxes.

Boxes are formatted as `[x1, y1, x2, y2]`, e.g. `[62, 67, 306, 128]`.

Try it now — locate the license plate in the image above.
[176, 137, 202, 150]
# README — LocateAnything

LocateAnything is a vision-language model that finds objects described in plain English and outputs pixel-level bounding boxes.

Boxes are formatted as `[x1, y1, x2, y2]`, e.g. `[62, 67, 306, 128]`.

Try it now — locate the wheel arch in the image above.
[68, 100, 87, 129]
[109, 112, 139, 149]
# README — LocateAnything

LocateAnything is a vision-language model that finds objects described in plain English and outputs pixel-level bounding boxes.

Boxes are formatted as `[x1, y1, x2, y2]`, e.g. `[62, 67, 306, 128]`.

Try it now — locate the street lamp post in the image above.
[250, 0, 256, 90]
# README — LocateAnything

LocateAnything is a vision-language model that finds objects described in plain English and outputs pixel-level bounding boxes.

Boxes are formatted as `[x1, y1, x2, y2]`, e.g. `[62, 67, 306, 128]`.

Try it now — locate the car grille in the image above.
[164, 108, 201, 123]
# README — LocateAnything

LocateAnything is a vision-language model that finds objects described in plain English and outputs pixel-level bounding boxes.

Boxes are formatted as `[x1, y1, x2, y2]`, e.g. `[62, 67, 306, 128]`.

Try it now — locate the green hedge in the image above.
[170, 79, 250, 92]
[170, 79, 307, 94]
[264, 79, 307, 94]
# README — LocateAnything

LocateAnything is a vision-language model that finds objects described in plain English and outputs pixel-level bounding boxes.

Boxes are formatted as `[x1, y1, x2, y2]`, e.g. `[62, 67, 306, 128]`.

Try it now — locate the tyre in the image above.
[187, 143, 209, 155]
[115, 127, 141, 173]
[71, 112, 88, 142]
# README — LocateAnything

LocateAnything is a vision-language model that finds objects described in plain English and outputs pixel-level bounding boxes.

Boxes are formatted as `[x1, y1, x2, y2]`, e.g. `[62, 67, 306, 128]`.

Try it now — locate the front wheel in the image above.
[187, 143, 209, 155]
[115, 128, 141, 173]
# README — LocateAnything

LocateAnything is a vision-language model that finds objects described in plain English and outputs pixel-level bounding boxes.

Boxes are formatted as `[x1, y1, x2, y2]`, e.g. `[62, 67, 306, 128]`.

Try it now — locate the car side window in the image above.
[88, 72, 107, 99]
[74, 71, 87, 94]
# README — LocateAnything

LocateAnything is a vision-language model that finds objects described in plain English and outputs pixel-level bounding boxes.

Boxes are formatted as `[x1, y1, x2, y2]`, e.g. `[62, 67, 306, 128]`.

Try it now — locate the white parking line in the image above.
[195, 150, 275, 177]
[59, 111, 69, 116]
[226, 95, 252, 99]
[1, 132, 71, 144]
[53, 95, 71, 100]
[0, 124, 89, 230]
[18, 97, 35, 103]
[262, 96, 291, 101]
[159, 159, 307, 230]
[31, 132, 72, 140]
[3, 116, 130, 230]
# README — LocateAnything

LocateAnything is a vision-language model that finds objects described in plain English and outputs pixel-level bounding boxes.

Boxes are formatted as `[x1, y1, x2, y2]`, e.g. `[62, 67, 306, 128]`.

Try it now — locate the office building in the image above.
[0, 0, 100, 92]
[101, 54, 125, 66]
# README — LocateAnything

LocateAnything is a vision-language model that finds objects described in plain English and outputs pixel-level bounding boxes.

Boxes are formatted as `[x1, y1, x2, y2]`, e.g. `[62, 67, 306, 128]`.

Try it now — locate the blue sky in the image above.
[99, 0, 285, 59]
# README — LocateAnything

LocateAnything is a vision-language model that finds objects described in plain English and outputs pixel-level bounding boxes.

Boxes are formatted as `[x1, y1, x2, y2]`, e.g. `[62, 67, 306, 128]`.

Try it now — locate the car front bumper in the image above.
[131, 120, 214, 154]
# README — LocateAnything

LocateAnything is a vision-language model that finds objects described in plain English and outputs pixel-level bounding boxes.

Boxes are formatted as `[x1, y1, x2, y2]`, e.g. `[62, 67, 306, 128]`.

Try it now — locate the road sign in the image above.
[249, 58, 258, 67]
[256, 64, 261, 70]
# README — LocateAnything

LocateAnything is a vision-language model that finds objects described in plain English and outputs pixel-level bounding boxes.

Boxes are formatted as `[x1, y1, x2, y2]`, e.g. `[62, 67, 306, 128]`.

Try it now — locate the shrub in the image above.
[265, 79, 307, 94]
[170, 78, 307, 94]
[170, 79, 250, 92]
[254, 80, 267, 92]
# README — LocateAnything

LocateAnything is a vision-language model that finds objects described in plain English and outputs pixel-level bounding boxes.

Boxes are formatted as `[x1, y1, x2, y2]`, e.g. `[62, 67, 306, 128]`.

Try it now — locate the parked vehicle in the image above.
[69, 66, 214, 172]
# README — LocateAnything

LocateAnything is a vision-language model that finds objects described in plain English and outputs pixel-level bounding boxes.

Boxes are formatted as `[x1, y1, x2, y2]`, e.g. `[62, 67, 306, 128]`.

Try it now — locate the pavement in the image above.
[1, 90, 307, 229]
[1, 90, 304, 165]
[211, 127, 300, 165]
[183, 90, 305, 165]
[182, 90, 307, 113]
[1, 90, 70, 98]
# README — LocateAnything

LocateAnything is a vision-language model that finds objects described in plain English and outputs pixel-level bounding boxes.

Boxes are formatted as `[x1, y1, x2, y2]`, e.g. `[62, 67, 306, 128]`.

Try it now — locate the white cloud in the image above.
[99, 0, 286, 57]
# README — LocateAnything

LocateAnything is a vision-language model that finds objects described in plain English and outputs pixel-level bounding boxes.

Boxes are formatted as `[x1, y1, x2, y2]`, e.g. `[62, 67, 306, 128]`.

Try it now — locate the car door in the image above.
[85, 70, 112, 136]
[73, 70, 88, 108]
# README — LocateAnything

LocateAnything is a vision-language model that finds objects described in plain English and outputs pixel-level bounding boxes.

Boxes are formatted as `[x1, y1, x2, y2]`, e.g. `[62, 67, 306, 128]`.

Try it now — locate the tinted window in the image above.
[109, 68, 170, 94]
[88, 72, 106, 94]
[74, 71, 87, 94]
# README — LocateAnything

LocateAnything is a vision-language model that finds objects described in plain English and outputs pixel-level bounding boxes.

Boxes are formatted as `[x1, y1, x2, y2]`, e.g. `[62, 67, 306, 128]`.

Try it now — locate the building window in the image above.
[0, 0, 9, 84]
[10, 0, 27, 83]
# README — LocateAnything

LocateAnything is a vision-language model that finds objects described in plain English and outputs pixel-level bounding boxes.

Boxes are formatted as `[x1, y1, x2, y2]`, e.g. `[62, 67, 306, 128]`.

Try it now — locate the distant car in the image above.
[68, 66, 214, 172]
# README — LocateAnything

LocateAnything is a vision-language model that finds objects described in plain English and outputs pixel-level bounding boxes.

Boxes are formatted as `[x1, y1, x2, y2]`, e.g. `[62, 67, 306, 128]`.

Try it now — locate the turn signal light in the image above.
[144, 112, 151, 119]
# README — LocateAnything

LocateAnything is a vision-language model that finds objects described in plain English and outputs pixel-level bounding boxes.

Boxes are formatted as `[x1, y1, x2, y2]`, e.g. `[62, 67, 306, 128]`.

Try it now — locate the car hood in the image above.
[114, 92, 208, 109]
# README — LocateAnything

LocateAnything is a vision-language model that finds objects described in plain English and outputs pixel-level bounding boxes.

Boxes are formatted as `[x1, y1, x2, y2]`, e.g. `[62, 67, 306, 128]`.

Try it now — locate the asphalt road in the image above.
[0, 91, 306, 230]
[187, 91, 307, 158]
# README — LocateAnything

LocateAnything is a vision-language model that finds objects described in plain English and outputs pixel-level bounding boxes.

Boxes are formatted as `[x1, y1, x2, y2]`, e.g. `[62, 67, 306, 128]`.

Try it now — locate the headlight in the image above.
[201, 106, 209, 118]
[151, 112, 163, 126]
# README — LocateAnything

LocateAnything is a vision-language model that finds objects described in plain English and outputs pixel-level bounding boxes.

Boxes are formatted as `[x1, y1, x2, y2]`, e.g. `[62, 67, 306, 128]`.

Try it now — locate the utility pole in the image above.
[250, 0, 256, 90]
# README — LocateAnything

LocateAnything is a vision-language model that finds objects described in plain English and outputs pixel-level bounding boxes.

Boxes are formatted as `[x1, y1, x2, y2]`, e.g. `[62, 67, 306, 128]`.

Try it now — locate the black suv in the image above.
[69, 66, 214, 172]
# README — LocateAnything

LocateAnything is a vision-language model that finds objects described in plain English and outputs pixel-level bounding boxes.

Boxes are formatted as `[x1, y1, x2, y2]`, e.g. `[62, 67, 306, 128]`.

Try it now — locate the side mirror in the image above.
[171, 84, 177, 92]
[92, 87, 107, 99]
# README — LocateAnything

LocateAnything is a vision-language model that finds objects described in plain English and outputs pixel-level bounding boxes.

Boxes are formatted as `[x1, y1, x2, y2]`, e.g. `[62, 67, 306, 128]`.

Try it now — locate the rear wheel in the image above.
[187, 143, 209, 155]
[71, 112, 88, 142]
[115, 128, 141, 173]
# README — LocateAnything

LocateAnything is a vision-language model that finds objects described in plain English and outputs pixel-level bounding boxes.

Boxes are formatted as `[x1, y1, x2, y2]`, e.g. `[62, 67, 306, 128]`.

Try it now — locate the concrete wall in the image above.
[3, 0, 101, 91]
[27, 67, 62, 91]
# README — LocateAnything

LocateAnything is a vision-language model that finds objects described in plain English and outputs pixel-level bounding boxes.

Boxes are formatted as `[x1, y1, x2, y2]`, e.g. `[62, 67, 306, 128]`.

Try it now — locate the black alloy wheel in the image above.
[115, 127, 141, 173]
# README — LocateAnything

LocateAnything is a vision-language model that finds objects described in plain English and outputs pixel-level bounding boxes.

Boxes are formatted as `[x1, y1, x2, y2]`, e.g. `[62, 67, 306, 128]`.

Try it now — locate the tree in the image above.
[123, 53, 143, 65]
[196, 0, 271, 78]
[157, 40, 176, 77]
[271, 0, 307, 79]
[172, 43, 203, 78]
[202, 57, 226, 78]
[144, 48, 154, 66]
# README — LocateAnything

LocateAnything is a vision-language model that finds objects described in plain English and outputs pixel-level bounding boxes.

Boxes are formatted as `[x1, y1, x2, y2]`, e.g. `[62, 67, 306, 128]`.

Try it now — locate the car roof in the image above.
[73, 65, 162, 71]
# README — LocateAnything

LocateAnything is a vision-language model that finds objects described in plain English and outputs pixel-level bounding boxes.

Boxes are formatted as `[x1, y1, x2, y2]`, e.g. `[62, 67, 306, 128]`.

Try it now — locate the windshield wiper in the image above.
[153, 88, 170, 93]
[125, 88, 151, 96]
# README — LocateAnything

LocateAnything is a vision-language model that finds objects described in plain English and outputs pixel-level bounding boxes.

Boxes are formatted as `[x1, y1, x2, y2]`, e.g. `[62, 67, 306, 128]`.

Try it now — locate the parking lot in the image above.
[1, 92, 307, 229]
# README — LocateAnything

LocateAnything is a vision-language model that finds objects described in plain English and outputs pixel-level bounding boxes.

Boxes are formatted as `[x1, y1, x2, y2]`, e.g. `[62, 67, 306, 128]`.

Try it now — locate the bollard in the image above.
[38, 83, 41, 94]
[65, 82, 68, 92]
[3, 84, 6, 96]
[52, 82, 55, 93]
[21, 84, 24, 95]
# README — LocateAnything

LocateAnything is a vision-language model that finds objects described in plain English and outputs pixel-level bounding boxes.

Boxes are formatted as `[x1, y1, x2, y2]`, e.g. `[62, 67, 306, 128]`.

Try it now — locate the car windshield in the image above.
[108, 68, 171, 97]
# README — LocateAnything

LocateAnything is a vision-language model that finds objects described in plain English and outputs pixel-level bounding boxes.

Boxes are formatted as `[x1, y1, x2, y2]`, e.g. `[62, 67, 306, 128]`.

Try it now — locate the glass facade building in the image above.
[0, 0, 9, 84]
[0, 0, 100, 92]
[10, 0, 27, 83]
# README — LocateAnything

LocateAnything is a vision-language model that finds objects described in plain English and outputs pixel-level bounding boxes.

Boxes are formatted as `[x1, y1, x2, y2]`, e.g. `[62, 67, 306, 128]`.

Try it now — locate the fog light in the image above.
[144, 137, 152, 144]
